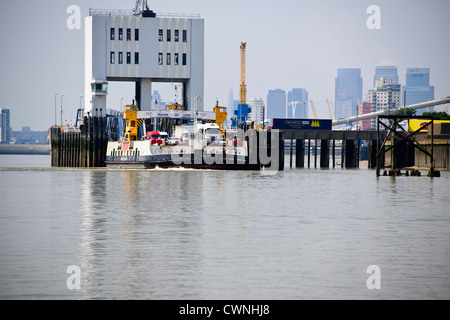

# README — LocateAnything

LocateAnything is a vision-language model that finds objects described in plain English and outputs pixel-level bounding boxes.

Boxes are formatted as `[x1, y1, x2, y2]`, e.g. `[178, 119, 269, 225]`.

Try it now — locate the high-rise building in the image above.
[267, 89, 286, 119]
[365, 78, 401, 129]
[403, 68, 435, 114]
[335, 68, 363, 120]
[248, 98, 265, 125]
[0, 108, 11, 144]
[373, 58, 399, 87]
[287, 88, 308, 118]
[360, 102, 372, 131]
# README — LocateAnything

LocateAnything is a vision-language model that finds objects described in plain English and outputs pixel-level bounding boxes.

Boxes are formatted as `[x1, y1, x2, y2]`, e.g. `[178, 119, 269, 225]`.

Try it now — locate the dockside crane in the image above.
[232, 42, 250, 127]
[239, 42, 247, 105]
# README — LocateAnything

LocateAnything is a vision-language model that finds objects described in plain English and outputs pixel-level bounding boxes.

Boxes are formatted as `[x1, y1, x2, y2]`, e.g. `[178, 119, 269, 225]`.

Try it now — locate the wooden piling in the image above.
[295, 139, 304, 168]
[320, 139, 329, 168]
[345, 140, 356, 168]
[50, 116, 107, 168]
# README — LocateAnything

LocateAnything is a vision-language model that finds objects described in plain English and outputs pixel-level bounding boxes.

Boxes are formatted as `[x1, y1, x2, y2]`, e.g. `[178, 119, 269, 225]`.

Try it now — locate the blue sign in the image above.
[272, 118, 332, 130]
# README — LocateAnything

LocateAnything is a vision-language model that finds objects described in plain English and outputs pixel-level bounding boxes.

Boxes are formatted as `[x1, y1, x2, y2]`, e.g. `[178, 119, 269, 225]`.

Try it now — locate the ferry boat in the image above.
[105, 103, 259, 170]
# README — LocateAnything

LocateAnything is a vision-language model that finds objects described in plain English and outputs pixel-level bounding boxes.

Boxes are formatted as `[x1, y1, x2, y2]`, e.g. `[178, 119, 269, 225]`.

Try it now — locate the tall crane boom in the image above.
[326, 99, 335, 120]
[310, 100, 318, 119]
[239, 42, 247, 105]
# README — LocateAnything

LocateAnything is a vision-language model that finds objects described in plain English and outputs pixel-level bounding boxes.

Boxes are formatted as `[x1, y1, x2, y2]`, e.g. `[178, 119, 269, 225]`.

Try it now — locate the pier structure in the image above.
[282, 129, 384, 169]
[375, 115, 449, 177]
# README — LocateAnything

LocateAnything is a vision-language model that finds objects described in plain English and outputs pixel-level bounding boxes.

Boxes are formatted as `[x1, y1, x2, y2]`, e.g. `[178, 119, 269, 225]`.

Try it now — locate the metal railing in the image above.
[89, 8, 201, 19]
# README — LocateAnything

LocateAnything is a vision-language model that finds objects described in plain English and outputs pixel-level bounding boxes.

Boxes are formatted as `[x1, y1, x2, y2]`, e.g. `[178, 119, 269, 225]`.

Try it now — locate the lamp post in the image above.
[289, 101, 300, 118]
[292, 101, 297, 118]
[55, 93, 59, 126]
[121, 97, 124, 112]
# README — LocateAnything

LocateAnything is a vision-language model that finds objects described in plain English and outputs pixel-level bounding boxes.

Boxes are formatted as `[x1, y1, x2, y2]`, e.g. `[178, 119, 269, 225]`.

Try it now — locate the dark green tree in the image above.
[394, 108, 416, 116]
[421, 111, 450, 120]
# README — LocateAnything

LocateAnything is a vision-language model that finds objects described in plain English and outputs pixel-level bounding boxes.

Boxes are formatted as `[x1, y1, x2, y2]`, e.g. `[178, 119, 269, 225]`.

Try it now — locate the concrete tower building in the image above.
[84, 5, 204, 117]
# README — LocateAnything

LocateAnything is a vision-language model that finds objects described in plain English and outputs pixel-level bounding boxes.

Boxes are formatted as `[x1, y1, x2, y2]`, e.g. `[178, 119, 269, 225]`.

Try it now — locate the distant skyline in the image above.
[335, 68, 363, 119]
[403, 68, 435, 114]
[1, 0, 450, 130]
[373, 59, 399, 87]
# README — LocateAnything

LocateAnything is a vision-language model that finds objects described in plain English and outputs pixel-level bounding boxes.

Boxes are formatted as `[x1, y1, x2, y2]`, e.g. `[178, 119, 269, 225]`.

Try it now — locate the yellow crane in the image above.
[310, 99, 318, 119]
[239, 42, 247, 105]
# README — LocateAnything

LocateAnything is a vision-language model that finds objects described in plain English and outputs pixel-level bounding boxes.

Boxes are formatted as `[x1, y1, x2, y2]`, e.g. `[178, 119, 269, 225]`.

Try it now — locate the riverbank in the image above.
[0, 144, 50, 155]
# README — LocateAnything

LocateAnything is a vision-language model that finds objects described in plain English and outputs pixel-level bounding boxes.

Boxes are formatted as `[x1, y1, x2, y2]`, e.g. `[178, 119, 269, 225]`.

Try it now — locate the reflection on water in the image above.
[0, 155, 450, 299]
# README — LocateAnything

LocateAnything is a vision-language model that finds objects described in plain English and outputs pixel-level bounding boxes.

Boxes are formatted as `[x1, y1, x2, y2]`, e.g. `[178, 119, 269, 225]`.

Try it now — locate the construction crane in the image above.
[239, 42, 247, 105]
[232, 42, 250, 128]
[310, 100, 318, 119]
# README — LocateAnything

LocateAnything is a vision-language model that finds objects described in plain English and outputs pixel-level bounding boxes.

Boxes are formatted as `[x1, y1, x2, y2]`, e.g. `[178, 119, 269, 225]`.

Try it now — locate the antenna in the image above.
[135, 0, 156, 17]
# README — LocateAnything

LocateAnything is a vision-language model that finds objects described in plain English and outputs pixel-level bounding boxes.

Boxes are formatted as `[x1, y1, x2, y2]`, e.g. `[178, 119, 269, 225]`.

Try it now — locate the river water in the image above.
[0, 154, 449, 300]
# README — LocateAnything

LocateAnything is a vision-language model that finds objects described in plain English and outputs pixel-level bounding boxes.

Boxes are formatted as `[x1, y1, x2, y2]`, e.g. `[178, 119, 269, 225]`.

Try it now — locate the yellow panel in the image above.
[408, 119, 450, 132]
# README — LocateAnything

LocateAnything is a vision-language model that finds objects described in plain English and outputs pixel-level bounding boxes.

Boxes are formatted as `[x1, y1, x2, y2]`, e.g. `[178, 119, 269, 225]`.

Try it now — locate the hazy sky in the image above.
[1, 0, 449, 130]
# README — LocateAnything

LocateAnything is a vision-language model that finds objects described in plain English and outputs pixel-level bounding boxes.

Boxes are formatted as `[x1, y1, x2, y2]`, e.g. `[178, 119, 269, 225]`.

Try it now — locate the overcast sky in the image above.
[1, 0, 449, 130]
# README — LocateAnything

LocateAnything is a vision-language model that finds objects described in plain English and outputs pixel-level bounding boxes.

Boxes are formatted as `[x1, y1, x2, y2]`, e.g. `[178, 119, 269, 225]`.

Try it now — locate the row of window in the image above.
[158, 53, 187, 66]
[158, 29, 187, 42]
[109, 28, 188, 42]
[110, 52, 139, 64]
[111, 28, 139, 41]
[110, 51, 187, 66]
